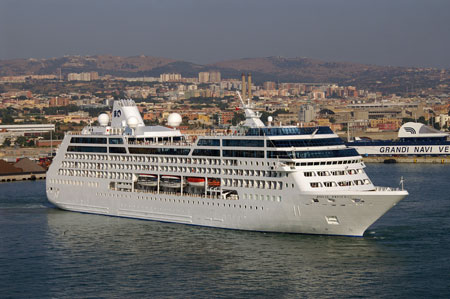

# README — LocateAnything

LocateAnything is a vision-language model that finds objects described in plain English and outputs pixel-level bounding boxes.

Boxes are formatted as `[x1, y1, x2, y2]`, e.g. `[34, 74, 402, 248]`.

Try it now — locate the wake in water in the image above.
[0, 203, 52, 209]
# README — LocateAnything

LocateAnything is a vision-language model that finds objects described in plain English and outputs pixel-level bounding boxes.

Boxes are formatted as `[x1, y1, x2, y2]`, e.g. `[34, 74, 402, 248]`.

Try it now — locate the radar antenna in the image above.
[235, 91, 264, 128]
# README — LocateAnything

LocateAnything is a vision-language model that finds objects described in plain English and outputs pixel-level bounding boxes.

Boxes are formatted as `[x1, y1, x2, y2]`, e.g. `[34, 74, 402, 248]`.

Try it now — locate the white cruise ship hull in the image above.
[47, 183, 406, 236]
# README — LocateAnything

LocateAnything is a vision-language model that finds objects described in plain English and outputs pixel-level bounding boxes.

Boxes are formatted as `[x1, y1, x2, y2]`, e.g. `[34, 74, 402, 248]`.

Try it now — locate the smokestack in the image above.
[247, 73, 252, 100]
[241, 73, 246, 100]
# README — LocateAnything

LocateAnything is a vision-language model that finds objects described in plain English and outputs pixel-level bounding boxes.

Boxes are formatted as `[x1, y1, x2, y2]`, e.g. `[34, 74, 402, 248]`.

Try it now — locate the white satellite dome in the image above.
[167, 113, 182, 127]
[127, 116, 139, 129]
[98, 113, 109, 126]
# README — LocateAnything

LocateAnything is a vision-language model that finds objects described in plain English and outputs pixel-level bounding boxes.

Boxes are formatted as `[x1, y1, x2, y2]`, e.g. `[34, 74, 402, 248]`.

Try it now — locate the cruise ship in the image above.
[347, 122, 450, 157]
[46, 97, 408, 236]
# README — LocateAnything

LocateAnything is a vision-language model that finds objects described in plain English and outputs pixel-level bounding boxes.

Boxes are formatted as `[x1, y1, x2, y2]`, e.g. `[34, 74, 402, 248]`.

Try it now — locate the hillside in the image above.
[0, 55, 447, 93]
[210, 56, 448, 93]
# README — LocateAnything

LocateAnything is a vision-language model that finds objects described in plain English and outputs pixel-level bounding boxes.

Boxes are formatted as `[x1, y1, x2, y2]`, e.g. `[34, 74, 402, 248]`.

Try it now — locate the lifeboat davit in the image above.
[187, 177, 205, 187]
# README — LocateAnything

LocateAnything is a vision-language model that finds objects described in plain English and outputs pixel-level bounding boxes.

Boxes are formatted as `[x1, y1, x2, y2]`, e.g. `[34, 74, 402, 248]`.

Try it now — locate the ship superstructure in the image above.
[46, 98, 408, 236]
[348, 122, 450, 156]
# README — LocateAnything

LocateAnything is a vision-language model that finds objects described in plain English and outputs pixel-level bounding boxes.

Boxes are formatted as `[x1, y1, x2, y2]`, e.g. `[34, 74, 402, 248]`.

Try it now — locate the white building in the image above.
[298, 104, 316, 123]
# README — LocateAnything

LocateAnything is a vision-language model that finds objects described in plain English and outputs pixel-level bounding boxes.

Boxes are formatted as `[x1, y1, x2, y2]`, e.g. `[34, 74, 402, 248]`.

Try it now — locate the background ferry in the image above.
[347, 122, 450, 157]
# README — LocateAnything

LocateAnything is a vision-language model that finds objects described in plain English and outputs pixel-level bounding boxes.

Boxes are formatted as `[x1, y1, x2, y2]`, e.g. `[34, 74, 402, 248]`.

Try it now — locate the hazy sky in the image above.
[0, 0, 449, 68]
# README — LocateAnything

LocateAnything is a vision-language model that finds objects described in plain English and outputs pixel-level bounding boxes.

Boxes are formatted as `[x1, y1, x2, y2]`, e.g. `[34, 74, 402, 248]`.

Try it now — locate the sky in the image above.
[0, 0, 449, 68]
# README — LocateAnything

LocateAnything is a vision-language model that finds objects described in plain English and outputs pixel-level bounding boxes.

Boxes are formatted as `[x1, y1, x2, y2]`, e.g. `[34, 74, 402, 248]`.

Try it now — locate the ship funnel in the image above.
[111, 99, 145, 128]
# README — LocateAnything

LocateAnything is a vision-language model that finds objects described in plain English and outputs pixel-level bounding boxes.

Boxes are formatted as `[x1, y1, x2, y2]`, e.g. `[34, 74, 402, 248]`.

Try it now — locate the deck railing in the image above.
[375, 186, 402, 192]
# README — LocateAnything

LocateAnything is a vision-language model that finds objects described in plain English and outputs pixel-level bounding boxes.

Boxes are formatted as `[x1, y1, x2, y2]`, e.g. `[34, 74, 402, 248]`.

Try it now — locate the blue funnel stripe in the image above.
[404, 127, 416, 134]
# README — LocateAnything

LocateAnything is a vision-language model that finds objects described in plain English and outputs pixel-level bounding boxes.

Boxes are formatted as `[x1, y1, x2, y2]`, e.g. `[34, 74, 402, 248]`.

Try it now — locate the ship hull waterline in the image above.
[47, 187, 407, 237]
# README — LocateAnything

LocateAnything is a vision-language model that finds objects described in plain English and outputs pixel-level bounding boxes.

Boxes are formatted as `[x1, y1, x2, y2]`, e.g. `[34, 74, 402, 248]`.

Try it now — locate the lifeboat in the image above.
[187, 177, 205, 187]
[137, 174, 157, 187]
[160, 175, 182, 189]
[208, 178, 220, 187]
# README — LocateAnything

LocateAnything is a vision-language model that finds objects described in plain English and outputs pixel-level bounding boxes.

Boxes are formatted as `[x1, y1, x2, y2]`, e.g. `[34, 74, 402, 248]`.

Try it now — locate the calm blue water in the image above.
[1, 164, 450, 298]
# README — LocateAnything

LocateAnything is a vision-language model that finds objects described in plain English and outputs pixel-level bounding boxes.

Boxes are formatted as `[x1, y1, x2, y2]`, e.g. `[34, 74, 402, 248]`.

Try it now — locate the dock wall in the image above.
[0, 173, 46, 182]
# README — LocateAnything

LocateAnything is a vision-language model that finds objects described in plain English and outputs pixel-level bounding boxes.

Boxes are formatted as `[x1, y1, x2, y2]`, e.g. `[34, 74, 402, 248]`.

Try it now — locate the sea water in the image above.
[0, 164, 449, 298]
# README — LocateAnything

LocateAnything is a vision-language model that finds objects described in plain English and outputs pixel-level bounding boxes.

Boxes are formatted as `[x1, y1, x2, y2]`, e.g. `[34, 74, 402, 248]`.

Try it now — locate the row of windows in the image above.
[267, 148, 359, 159]
[67, 146, 108, 153]
[109, 138, 124, 144]
[65, 153, 108, 161]
[63, 152, 359, 170]
[304, 169, 363, 177]
[68, 146, 127, 154]
[106, 192, 265, 211]
[223, 139, 264, 147]
[222, 179, 283, 190]
[197, 139, 220, 146]
[110, 147, 127, 154]
[310, 179, 371, 188]
[49, 179, 98, 187]
[59, 168, 133, 180]
[70, 137, 107, 144]
[129, 147, 191, 156]
[61, 161, 109, 170]
[67, 145, 357, 159]
[243, 193, 282, 202]
[194, 149, 356, 159]
[60, 159, 287, 179]
[223, 150, 265, 158]
[192, 149, 221, 156]
[64, 154, 236, 167]
[128, 136, 183, 144]
[294, 159, 361, 166]
[246, 126, 334, 136]
[196, 137, 343, 148]
[267, 138, 343, 148]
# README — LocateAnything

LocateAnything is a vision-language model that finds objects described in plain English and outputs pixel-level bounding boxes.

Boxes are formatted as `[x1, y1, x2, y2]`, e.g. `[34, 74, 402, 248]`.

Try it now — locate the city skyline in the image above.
[0, 0, 449, 69]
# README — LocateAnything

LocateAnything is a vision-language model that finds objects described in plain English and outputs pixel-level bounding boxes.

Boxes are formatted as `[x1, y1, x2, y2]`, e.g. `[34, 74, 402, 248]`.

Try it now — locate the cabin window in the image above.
[310, 182, 321, 188]
[324, 181, 336, 187]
